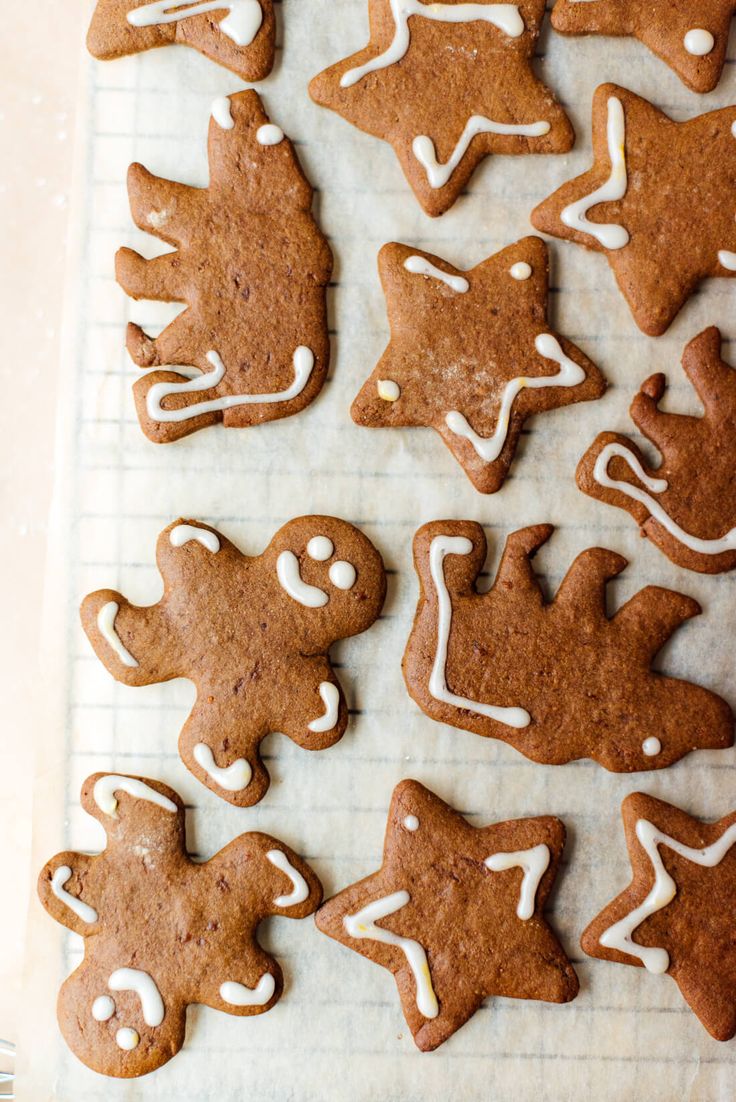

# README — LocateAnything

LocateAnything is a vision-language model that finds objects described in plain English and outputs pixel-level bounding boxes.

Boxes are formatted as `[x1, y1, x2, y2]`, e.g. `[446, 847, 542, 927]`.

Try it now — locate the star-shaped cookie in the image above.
[577, 327, 736, 575]
[582, 793, 736, 1041]
[38, 773, 322, 1077]
[87, 0, 275, 81]
[551, 0, 736, 94]
[351, 237, 606, 493]
[309, 0, 573, 216]
[316, 780, 579, 1051]
[532, 84, 736, 337]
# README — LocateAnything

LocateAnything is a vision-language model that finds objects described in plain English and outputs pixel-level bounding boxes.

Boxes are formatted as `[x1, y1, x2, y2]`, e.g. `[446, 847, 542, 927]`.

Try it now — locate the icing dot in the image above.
[683, 29, 714, 56]
[403, 815, 419, 831]
[329, 561, 356, 590]
[116, 1027, 139, 1051]
[92, 996, 115, 1022]
[510, 262, 532, 281]
[257, 124, 284, 146]
[211, 96, 234, 130]
[732, 121, 736, 139]
[642, 737, 662, 757]
[307, 536, 334, 562]
[377, 379, 401, 402]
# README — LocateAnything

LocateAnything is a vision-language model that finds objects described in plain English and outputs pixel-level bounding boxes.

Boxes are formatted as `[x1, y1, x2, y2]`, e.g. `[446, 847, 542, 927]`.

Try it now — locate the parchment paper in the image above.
[19, 3, 736, 1098]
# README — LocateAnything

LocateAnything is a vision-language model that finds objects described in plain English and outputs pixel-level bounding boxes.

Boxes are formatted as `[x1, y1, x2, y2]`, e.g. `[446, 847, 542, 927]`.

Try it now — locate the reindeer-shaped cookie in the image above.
[81, 517, 386, 805]
[403, 521, 733, 771]
[38, 773, 322, 1078]
[578, 327, 736, 574]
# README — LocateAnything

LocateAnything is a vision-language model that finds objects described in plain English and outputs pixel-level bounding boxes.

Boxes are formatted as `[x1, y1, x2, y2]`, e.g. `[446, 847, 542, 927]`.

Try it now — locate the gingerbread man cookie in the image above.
[309, 0, 573, 217]
[551, 0, 736, 94]
[116, 90, 333, 442]
[38, 773, 322, 1077]
[532, 84, 736, 336]
[582, 793, 736, 1041]
[316, 780, 578, 1051]
[403, 521, 733, 771]
[88, 0, 275, 81]
[578, 327, 736, 575]
[351, 237, 606, 493]
[81, 518, 386, 806]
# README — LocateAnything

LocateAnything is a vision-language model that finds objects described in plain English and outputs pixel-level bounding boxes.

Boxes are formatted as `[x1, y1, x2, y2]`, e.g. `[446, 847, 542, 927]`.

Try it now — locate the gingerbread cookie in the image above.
[551, 0, 736, 94]
[87, 0, 275, 81]
[582, 792, 736, 1041]
[38, 773, 322, 1077]
[81, 518, 386, 806]
[531, 84, 736, 336]
[316, 779, 578, 1051]
[116, 90, 333, 443]
[403, 521, 733, 771]
[351, 237, 605, 493]
[309, 0, 573, 217]
[578, 327, 736, 575]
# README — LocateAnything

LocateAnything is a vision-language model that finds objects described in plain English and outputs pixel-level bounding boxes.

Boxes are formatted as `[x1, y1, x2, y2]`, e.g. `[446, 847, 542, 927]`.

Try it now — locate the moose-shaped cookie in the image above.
[38, 773, 322, 1077]
[81, 517, 386, 806]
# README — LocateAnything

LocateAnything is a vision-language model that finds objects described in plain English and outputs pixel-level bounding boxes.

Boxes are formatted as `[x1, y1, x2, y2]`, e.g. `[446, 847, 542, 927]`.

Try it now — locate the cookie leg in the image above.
[178, 702, 271, 808]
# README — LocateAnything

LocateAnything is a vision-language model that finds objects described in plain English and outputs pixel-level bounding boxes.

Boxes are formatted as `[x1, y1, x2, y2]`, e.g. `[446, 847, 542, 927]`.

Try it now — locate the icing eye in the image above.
[403, 815, 419, 831]
[256, 124, 284, 145]
[509, 262, 532, 281]
[377, 379, 401, 402]
[329, 561, 356, 590]
[307, 536, 334, 561]
[92, 995, 115, 1022]
[116, 1027, 139, 1051]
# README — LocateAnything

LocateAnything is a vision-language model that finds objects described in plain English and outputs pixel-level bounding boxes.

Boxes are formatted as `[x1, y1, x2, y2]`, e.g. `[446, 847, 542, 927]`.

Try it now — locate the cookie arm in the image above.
[116, 248, 189, 305]
[681, 327, 735, 416]
[37, 852, 98, 936]
[611, 585, 701, 661]
[553, 547, 627, 619]
[126, 163, 199, 248]
[80, 589, 182, 685]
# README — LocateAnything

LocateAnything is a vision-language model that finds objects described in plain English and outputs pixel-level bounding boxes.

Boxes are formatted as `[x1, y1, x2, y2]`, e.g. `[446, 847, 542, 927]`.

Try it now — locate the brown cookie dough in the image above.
[316, 779, 578, 1051]
[309, 0, 573, 217]
[80, 518, 386, 806]
[37, 772, 322, 1078]
[577, 327, 736, 575]
[551, 0, 736, 95]
[531, 84, 736, 336]
[403, 520, 733, 771]
[581, 792, 736, 1041]
[87, 0, 275, 81]
[116, 90, 333, 443]
[350, 236, 606, 493]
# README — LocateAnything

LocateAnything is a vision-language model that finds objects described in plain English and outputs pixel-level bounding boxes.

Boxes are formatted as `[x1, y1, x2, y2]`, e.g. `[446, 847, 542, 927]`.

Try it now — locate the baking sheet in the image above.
[18, 2, 736, 1098]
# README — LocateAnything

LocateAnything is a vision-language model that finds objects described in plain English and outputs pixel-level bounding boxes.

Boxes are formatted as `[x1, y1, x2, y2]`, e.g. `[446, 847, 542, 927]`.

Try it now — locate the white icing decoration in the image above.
[256, 124, 284, 145]
[444, 333, 585, 463]
[308, 681, 340, 733]
[116, 1027, 139, 1051]
[51, 866, 98, 925]
[127, 0, 263, 46]
[220, 974, 275, 1006]
[599, 818, 736, 973]
[93, 775, 178, 818]
[211, 96, 234, 130]
[718, 250, 736, 271]
[266, 849, 310, 906]
[561, 96, 629, 250]
[642, 737, 661, 757]
[340, 0, 524, 87]
[193, 743, 251, 791]
[377, 379, 401, 401]
[484, 844, 550, 920]
[684, 29, 714, 56]
[97, 601, 139, 669]
[403, 814, 419, 832]
[276, 551, 329, 607]
[732, 122, 736, 139]
[170, 523, 220, 553]
[307, 536, 334, 561]
[344, 890, 439, 1019]
[109, 969, 165, 1027]
[146, 347, 314, 424]
[413, 116, 550, 190]
[329, 560, 356, 590]
[509, 261, 532, 281]
[92, 996, 115, 1022]
[428, 534, 531, 728]
[403, 255, 469, 293]
[593, 441, 736, 555]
